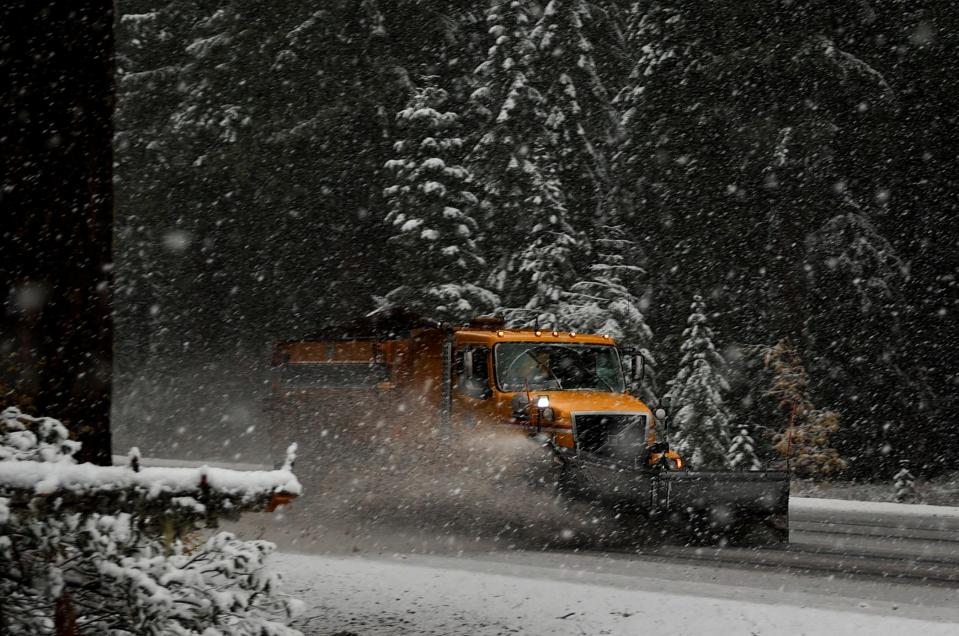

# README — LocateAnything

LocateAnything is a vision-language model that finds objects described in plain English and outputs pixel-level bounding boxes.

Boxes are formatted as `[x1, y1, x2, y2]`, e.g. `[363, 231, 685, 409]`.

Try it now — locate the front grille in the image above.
[573, 413, 647, 460]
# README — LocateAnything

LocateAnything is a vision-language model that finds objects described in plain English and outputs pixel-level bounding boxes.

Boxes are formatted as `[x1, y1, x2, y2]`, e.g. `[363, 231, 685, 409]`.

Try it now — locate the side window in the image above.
[456, 347, 491, 399]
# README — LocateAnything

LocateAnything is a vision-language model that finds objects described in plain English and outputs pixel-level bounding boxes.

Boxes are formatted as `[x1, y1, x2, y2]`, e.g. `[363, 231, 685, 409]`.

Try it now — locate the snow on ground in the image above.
[274, 550, 959, 636]
[792, 474, 959, 507]
[792, 496, 959, 523]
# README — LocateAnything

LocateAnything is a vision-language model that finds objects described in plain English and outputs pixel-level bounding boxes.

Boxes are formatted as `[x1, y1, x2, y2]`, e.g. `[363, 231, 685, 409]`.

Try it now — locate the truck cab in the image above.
[450, 325, 678, 468]
[270, 314, 678, 470]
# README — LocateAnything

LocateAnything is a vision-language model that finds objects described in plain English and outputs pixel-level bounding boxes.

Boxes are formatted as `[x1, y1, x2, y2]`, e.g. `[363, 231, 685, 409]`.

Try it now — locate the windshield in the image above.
[494, 343, 625, 393]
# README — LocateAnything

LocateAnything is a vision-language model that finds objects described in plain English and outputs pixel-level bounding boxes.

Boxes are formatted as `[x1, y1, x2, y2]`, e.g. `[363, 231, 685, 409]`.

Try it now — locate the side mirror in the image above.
[511, 393, 531, 420]
[462, 349, 474, 380]
[620, 347, 644, 383]
[654, 408, 667, 420]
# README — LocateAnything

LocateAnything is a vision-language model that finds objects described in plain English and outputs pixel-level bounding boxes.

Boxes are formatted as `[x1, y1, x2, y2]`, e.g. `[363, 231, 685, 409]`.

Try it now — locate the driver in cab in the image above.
[511, 349, 560, 389]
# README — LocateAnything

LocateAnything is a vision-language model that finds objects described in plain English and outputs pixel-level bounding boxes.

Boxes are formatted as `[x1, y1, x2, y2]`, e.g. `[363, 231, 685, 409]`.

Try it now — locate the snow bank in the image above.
[792, 496, 959, 519]
[791, 496, 959, 530]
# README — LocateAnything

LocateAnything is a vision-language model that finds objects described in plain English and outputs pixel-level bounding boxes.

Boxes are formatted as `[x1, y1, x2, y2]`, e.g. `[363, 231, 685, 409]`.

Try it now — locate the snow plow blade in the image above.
[565, 455, 789, 544]
[658, 470, 790, 543]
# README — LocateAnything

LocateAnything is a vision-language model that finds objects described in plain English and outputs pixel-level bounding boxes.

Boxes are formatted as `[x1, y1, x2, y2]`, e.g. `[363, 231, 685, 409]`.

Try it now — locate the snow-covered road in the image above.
[224, 484, 959, 634]
[275, 549, 959, 636]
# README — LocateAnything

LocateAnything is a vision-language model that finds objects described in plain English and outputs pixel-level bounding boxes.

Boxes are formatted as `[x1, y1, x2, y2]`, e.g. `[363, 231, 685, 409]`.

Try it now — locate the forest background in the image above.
[113, 0, 958, 479]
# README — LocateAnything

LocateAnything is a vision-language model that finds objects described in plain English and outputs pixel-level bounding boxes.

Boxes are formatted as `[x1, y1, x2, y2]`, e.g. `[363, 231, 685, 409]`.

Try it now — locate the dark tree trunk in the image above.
[0, 1, 114, 465]
[54, 592, 79, 636]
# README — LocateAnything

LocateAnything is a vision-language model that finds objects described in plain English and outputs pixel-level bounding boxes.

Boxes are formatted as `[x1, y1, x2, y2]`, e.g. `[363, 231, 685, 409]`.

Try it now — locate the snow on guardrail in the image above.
[0, 460, 301, 499]
[110, 454, 273, 472]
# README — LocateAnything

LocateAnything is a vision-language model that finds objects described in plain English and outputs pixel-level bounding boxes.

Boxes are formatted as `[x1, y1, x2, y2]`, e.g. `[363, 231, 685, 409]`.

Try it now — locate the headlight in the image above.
[536, 395, 550, 409]
[541, 407, 555, 421]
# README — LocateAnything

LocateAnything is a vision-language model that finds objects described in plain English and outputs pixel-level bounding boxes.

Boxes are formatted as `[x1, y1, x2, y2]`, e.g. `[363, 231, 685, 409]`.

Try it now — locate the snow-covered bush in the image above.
[1, 406, 79, 463]
[0, 407, 303, 635]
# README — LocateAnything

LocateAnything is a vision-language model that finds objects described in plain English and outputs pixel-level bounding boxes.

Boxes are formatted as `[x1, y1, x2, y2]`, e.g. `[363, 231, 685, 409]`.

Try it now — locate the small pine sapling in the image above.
[893, 459, 917, 503]
[727, 425, 762, 471]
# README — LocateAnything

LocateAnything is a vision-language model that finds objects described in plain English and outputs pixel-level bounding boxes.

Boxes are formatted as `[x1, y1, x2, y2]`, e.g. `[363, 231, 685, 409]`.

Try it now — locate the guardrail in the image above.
[790, 497, 959, 562]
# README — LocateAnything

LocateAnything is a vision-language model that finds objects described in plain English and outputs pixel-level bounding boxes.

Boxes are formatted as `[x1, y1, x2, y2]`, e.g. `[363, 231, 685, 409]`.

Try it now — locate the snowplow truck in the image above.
[270, 312, 789, 544]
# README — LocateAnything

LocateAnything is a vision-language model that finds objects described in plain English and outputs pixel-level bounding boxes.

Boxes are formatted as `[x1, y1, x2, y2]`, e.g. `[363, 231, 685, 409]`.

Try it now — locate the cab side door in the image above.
[452, 345, 496, 431]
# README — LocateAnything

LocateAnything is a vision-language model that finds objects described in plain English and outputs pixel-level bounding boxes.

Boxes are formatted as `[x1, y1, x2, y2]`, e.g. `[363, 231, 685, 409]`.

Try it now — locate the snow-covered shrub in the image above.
[0, 407, 303, 635]
[1, 406, 79, 462]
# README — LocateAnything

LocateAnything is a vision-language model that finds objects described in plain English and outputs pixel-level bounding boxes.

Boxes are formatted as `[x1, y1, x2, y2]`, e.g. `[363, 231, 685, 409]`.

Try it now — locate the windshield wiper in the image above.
[594, 373, 616, 392]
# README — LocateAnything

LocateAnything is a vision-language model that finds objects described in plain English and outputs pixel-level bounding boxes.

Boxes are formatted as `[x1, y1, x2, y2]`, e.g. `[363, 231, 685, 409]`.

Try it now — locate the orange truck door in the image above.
[452, 345, 500, 431]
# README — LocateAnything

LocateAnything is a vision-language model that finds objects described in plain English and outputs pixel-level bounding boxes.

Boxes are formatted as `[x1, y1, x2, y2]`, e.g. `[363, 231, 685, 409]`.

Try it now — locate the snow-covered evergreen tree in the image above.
[469, 0, 572, 310]
[667, 296, 733, 469]
[727, 426, 762, 471]
[557, 225, 657, 401]
[610, 3, 696, 221]
[805, 203, 913, 474]
[503, 152, 580, 328]
[764, 341, 846, 479]
[531, 0, 620, 214]
[115, 2, 207, 367]
[469, 0, 547, 218]
[381, 84, 498, 321]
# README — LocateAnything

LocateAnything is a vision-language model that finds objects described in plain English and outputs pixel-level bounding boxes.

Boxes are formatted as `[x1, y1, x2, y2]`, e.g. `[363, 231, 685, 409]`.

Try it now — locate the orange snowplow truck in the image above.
[270, 311, 789, 543]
